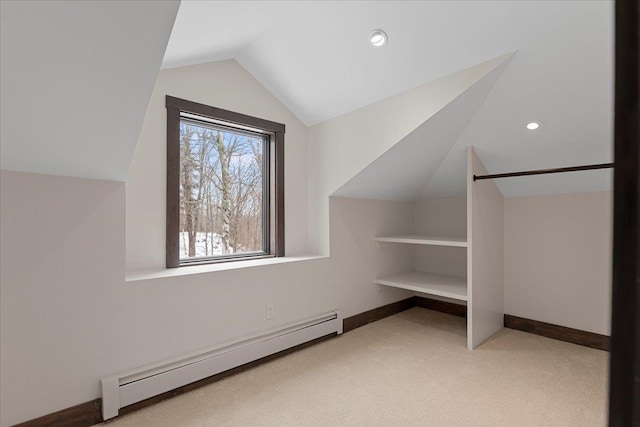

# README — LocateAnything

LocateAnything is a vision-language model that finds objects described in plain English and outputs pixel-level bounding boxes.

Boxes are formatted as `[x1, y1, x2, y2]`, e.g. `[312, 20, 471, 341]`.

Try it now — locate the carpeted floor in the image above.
[97, 308, 608, 426]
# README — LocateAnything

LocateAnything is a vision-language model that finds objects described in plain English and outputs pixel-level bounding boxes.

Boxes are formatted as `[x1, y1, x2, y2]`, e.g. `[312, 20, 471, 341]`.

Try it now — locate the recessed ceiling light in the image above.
[369, 29, 387, 47]
[526, 121, 542, 130]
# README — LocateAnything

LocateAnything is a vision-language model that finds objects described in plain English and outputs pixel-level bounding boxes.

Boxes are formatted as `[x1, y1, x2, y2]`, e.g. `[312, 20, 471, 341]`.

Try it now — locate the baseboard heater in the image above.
[101, 310, 343, 420]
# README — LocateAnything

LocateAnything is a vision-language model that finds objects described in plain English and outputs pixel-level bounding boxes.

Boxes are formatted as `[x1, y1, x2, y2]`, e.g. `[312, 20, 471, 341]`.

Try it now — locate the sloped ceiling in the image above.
[165, 1, 613, 198]
[1, 1, 613, 197]
[433, 43, 613, 198]
[0, 0, 180, 182]
[335, 46, 611, 200]
[333, 55, 512, 200]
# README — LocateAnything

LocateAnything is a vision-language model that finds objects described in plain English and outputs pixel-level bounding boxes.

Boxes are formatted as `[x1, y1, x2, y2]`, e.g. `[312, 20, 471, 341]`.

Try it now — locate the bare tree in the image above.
[214, 131, 233, 252]
[180, 126, 197, 257]
[180, 122, 265, 258]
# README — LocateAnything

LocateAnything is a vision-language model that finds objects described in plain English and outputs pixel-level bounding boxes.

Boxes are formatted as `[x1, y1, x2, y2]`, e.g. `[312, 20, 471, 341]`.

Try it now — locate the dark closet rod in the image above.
[473, 162, 614, 181]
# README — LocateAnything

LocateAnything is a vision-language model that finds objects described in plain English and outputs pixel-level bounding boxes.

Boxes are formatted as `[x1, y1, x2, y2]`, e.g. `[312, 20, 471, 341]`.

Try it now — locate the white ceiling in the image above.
[0, 0, 180, 182]
[334, 55, 512, 200]
[164, 1, 613, 126]
[0, 1, 613, 198]
[165, 0, 613, 198]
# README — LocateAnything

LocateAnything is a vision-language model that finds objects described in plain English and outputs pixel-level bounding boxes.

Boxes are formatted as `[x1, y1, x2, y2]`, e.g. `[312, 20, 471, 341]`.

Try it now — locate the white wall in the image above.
[307, 55, 510, 255]
[409, 192, 611, 338]
[126, 60, 310, 272]
[0, 58, 421, 426]
[0, 0, 179, 182]
[414, 198, 467, 280]
[0, 180, 413, 426]
[329, 197, 415, 316]
[468, 147, 504, 349]
[0, 171, 126, 426]
[504, 191, 612, 335]
[0, 55, 614, 425]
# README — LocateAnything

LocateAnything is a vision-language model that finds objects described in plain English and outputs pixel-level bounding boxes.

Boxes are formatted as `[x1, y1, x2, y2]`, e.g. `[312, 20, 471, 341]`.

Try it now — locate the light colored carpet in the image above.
[98, 308, 608, 427]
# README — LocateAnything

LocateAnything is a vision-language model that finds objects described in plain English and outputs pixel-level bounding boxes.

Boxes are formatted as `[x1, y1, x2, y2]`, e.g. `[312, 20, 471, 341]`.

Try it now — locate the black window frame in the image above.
[165, 95, 285, 268]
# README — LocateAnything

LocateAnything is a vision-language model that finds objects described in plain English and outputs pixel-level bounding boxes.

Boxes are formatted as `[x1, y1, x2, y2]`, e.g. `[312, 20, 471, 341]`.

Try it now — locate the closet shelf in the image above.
[374, 235, 467, 247]
[375, 271, 467, 301]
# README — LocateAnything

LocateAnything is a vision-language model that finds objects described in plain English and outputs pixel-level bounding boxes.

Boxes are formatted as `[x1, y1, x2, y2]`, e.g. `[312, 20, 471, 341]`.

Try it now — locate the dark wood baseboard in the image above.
[11, 334, 336, 427]
[7, 295, 442, 427]
[504, 314, 610, 351]
[413, 296, 466, 318]
[342, 297, 415, 333]
[11, 298, 439, 425]
[13, 399, 102, 427]
[14, 300, 607, 426]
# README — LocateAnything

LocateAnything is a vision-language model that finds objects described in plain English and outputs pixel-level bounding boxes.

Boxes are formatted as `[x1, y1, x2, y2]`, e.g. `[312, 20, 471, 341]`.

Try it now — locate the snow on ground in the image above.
[179, 232, 229, 258]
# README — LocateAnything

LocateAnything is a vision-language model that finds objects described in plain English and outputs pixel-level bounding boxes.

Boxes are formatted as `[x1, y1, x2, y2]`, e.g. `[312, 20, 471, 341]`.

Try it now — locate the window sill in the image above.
[126, 255, 327, 282]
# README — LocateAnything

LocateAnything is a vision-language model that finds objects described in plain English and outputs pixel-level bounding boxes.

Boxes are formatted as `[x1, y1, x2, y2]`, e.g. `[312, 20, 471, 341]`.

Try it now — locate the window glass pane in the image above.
[179, 119, 266, 259]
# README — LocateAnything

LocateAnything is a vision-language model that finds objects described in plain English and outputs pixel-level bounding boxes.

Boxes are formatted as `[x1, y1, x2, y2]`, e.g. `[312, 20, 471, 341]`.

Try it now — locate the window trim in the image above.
[165, 95, 285, 268]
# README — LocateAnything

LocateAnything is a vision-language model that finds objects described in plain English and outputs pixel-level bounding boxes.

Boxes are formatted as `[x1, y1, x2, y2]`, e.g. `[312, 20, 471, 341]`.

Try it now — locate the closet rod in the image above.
[473, 162, 614, 181]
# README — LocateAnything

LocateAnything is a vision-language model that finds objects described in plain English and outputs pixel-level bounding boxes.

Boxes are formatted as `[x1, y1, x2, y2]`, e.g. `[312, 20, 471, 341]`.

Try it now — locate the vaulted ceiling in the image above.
[165, 0, 613, 198]
[333, 54, 513, 200]
[0, 0, 179, 181]
[1, 1, 613, 197]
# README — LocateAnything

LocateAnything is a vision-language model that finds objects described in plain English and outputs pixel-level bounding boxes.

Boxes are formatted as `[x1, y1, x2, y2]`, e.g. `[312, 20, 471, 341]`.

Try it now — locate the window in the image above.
[165, 96, 284, 268]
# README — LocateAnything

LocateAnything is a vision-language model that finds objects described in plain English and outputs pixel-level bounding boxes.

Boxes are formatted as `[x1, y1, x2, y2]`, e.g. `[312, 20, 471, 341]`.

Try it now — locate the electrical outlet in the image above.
[266, 303, 275, 320]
